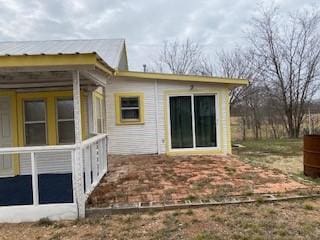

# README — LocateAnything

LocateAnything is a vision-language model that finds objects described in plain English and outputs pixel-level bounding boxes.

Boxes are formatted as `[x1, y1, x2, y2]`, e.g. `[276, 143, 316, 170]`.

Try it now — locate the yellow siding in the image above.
[7, 90, 88, 174]
[0, 91, 20, 175]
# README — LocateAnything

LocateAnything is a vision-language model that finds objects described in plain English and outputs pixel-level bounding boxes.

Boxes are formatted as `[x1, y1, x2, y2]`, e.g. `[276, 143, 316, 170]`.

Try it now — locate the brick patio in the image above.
[87, 154, 307, 207]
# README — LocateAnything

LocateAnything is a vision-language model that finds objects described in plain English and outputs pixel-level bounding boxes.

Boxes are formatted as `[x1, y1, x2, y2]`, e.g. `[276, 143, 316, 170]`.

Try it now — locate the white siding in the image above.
[106, 78, 231, 155]
[106, 79, 157, 154]
[20, 151, 72, 175]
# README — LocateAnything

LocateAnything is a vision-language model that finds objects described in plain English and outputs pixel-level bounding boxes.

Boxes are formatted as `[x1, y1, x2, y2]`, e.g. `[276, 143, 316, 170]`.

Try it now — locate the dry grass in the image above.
[1, 199, 320, 239]
[232, 138, 320, 186]
[231, 114, 320, 140]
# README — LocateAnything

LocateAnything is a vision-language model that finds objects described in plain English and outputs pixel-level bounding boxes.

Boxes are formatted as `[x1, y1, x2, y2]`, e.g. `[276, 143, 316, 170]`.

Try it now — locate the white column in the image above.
[31, 152, 39, 205]
[72, 70, 85, 218]
[102, 85, 108, 171]
[73, 71, 82, 144]
[102, 84, 107, 133]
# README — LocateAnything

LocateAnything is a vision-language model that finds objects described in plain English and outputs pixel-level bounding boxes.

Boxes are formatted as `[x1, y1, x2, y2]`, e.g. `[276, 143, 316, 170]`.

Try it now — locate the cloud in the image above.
[0, 0, 318, 70]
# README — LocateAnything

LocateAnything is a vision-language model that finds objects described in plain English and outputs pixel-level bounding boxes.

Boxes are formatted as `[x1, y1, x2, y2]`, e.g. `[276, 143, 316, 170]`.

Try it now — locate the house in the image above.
[0, 39, 248, 222]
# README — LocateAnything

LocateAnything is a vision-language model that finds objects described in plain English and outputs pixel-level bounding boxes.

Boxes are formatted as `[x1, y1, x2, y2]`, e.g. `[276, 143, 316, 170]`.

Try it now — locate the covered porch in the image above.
[0, 53, 111, 222]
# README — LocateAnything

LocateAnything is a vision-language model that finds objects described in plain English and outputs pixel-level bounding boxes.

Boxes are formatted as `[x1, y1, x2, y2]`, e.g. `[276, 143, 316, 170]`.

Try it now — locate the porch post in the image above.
[72, 70, 85, 218]
[102, 84, 107, 133]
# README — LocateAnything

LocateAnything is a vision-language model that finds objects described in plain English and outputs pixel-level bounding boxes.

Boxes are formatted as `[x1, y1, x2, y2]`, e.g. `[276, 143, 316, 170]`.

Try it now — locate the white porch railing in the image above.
[0, 134, 108, 222]
[81, 134, 108, 199]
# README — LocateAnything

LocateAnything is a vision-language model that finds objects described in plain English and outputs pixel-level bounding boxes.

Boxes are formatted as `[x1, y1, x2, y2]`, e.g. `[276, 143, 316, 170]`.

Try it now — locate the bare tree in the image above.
[153, 39, 203, 74]
[249, 7, 320, 138]
[214, 48, 258, 105]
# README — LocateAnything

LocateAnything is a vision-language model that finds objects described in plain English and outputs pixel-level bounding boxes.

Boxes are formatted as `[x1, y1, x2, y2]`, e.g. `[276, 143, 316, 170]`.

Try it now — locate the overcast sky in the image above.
[0, 0, 319, 71]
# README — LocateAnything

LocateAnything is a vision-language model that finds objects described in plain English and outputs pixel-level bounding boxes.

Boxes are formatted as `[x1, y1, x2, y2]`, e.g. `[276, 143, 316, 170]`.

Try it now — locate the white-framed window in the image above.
[120, 96, 140, 122]
[24, 100, 47, 146]
[168, 94, 218, 150]
[95, 96, 104, 133]
[56, 98, 75, 144]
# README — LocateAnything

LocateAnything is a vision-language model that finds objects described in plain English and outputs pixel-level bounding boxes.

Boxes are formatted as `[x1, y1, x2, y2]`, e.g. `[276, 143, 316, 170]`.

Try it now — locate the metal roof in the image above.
[0, 39, 126, 69]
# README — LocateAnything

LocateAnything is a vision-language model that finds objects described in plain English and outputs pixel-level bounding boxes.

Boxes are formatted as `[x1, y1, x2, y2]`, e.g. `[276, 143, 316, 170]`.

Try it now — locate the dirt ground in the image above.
[1, 198, 320, 240]
[87, 154, 307, 207]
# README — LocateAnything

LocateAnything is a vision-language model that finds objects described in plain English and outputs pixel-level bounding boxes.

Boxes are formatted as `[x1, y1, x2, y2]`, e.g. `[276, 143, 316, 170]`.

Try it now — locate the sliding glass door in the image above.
[194, 95, 216, 147]
[169, 94, 217, 150]
[169, 96, 193, 148]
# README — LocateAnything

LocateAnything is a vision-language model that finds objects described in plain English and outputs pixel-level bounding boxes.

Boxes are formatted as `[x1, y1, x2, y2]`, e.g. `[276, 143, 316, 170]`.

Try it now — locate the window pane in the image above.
[121, 109, 139, 120]
[25, 123, 46, 145]
[24, 101, 45, 121]
[96, 98, 101, 117]
[169, 96, 193, 149]
[97, 119, 102, 133]
[58, 121, 75, 144]
[121, 97, 139, 107]
[194, 96, 217, 147]
[57, 99, 74, 120]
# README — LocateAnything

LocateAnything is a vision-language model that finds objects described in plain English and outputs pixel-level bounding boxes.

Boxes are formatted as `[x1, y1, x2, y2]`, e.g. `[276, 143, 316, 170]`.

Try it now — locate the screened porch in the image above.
[0, 53, 111, 222]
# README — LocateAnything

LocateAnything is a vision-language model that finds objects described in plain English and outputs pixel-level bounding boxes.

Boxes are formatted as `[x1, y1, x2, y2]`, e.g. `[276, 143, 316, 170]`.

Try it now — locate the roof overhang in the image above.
[0, 53, 114, 75]
[0, 53, 248, 87]
[114, 71, 249, 86]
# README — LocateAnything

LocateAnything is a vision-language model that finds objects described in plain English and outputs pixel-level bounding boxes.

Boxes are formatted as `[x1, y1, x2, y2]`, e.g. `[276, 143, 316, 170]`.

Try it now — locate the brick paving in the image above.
[87, 154, 307, 207]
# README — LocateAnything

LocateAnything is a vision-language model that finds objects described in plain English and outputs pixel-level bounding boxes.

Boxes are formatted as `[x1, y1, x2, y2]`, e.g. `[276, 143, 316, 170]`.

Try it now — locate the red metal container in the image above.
[304, 135, 320, 178]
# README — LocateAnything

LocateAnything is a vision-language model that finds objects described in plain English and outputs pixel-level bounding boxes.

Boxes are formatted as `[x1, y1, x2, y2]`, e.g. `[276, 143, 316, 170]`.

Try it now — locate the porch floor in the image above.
[87, 155, 308, 207]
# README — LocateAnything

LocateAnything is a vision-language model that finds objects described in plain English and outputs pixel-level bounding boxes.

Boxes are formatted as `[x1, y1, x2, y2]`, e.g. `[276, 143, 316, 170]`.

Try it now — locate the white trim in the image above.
[31, 152, 39, 205]
[0, 204, 78, 223]
[102, 86, 107, 133]
[80, 71, 107, 87]
[72, 70, 85, 218]
[191, 95, 196, 148]
[0, 172, 14, 178]
[73, 71, 82, 144]
[23, 99, 48, 146]
[0, 144, 76, 154]
[0, 133, 108, 222]
[56, 98, 75, 144]
[119, 96, 140, 121]
[167, 93, 220, 152]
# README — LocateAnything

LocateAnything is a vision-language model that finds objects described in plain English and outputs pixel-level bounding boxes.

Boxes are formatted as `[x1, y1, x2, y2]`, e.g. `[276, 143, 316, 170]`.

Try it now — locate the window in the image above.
[169, 94, 217, 149]
[115, 93, 144, 125]
[57, 99, 75, 144]
[24, 100, 47, 145]
[95, 96, 104, 133]
[121, 97, 140, 120]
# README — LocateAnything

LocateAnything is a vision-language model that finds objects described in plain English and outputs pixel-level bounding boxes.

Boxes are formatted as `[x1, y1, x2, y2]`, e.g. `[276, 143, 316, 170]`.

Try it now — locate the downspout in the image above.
[154, 79, 160, 154]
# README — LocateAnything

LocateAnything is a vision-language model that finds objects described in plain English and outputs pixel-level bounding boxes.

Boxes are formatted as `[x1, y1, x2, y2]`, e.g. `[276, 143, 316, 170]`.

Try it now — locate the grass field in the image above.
[233, 138, 320, 185]
[233, 138, 303, 174]
[1, 199, 320, 239]
[1, 138, 319, 239]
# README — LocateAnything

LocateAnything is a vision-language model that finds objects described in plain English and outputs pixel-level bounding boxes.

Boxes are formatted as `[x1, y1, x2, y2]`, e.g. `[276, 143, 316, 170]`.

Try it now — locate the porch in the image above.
[0, 134, 107, 222]
[0, 52, 111, 222]
[87, 154, 307, 208]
